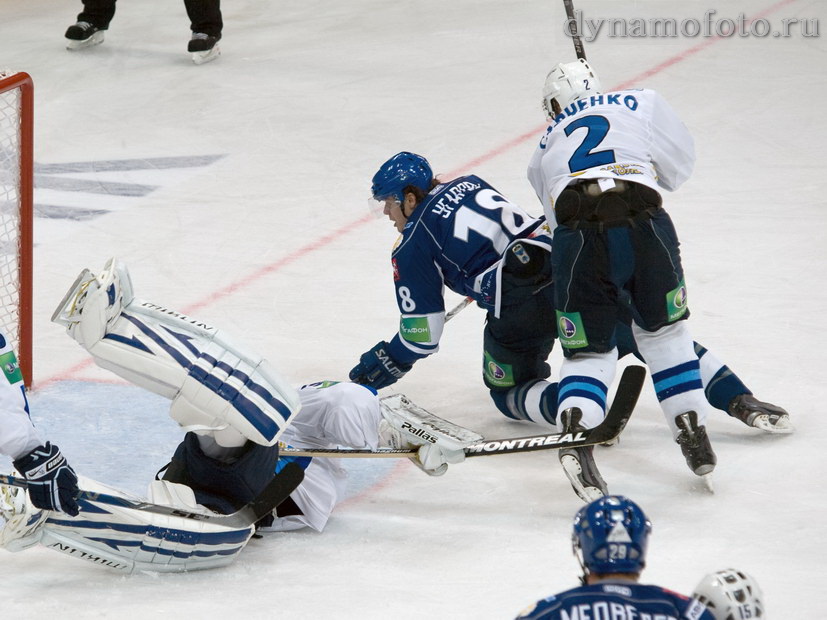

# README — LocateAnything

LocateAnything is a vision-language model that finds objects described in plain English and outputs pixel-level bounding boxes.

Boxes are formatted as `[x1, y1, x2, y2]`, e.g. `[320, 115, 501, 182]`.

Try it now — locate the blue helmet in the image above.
[371, 152, 433, 202]
[573, 495, 652, 576]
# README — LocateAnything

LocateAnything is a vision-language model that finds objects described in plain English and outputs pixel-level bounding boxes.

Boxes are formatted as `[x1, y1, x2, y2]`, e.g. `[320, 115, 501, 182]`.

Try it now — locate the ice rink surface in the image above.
[1, 0, 826, 617]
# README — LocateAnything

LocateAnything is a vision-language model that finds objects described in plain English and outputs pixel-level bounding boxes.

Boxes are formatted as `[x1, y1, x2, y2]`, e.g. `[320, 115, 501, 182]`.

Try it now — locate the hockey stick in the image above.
[282, 365, 646, 458]
[562, 0, 587, 60]
[445, 296, 473, 322]
[0, 461, 304, 528]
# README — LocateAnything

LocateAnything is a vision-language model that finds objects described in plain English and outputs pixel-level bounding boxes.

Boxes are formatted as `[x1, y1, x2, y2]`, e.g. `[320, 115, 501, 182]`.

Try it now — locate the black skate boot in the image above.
[558, 408, 608, 502]
[188, 33, 221, 64]
[728, 394, 793, 434]
[64, 21, 105, 50]
[674, 411, 716, 476]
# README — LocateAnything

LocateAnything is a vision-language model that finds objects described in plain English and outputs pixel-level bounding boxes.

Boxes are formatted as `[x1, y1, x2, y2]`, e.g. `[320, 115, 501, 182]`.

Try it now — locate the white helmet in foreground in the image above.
[542, 58, 602, 118]
[693, 568, 765, 620]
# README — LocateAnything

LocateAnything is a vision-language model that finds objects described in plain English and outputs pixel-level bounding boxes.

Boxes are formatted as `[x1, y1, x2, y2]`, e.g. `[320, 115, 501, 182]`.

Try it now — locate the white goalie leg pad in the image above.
[30, 476, 254, 574]
[378, 394, 483, 476]
[52, 258, 301, 447]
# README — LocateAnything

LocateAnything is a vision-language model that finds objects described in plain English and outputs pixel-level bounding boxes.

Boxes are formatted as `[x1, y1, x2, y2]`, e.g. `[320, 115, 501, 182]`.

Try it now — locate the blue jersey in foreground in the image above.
[386, 175, 548, 364]
[516, 581, 713, 620]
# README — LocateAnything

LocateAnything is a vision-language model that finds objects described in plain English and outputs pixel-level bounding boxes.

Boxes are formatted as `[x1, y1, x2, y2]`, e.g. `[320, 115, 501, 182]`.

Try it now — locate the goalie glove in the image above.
[349, 341, 413, 390]
[13, 443, 80, 516]
[378, 394, 483, 476]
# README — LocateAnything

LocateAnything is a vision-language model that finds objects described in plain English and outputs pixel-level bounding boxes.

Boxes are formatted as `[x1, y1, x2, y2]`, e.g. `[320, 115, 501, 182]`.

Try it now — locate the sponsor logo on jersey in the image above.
[602, 584, 633, 596]
[483, 351, 514, 387]
[392, 258, 400, 281]
[600, 163, 645, 177]
[400, 317, 431, 343]
[488, 362, 505, 380]
[556, 311, 589, 349]
[0, 352, 22, 384]
[560, 316, 577, 338]
[666, 280, 689, 321]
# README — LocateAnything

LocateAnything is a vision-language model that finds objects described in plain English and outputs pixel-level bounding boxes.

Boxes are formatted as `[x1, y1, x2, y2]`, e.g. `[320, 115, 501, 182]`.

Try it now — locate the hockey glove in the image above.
[13, 442, 80, 516]
[349, 341, 413, 389]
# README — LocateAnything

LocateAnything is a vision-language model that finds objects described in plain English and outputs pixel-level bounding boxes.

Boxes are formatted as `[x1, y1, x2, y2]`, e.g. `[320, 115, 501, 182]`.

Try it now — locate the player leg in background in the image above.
[625, 207, 716, 477]
[614, 324, 793, 433]
[64, 0, 114, 49]
[485, 241, 559, 427]
[694, 343, 793, 433]
[550, 227, 619, 502]
[184, 0, 223, 64]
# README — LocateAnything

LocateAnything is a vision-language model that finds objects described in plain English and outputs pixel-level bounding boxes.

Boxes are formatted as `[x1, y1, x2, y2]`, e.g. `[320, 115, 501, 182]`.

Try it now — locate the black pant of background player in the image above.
[75, 0, 223, 39]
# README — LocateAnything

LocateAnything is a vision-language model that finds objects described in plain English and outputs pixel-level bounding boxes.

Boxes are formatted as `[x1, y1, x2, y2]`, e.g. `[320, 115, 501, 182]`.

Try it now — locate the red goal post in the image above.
[0, 71, 34, 387]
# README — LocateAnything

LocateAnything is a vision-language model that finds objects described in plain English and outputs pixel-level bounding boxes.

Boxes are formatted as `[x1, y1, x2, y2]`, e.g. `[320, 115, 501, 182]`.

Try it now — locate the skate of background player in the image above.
[0, 0, 824, 617]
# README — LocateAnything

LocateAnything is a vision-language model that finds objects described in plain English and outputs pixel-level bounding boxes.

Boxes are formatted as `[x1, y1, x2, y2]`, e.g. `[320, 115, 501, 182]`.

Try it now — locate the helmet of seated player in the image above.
[542, 58, 602, 118]
[693, 568, 765, 620]
[371, 152, 433, 203]
[572, 495, 651, 579]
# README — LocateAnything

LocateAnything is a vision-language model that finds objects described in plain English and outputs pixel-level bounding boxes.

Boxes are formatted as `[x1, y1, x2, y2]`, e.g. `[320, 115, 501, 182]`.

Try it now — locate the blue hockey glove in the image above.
[349, 341, 413, 389]
[13, 442, 80, 516]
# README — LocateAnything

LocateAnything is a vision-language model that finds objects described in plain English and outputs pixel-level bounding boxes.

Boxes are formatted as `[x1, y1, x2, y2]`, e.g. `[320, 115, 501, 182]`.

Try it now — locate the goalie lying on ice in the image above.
[0, 258, 474, 573]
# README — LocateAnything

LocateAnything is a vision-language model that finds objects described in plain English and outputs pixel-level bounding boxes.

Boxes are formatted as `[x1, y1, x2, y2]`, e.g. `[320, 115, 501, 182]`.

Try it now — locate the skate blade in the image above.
[66, 30, 105, 50]
[192, 45, 220, 65]
[753, 415, 795, 434]
[701, 473, 714, 493]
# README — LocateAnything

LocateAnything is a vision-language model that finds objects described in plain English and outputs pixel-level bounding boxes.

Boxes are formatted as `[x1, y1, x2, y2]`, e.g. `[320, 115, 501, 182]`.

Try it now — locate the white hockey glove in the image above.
[378, 394, 482, 476]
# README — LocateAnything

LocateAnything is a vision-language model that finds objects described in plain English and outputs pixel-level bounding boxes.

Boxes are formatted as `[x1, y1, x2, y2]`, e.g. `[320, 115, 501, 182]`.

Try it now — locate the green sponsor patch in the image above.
[666, 280, 689, 321]
[400, 317, 431, 343]
[483, 351, 515, 388]
[0, 351, 22, 384]
[556, 311, 589, 349]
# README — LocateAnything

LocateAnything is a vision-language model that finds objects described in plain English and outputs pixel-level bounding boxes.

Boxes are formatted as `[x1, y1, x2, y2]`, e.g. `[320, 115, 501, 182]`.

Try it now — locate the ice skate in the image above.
[188, 33, 221, 65]
[0, 484, 48, 552]
[558, 408, 608, 502]
[65, 21, 105, 50]
[674, 411, 716, 476]
[728, 394, 793, 434]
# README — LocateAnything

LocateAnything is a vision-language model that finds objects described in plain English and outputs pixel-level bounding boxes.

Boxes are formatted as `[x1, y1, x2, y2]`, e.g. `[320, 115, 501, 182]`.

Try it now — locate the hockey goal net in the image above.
[0, 72, 33, 387]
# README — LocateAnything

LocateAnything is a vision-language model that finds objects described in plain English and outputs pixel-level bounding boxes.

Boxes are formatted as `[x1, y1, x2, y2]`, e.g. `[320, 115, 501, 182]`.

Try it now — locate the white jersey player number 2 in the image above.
[453, 189, 534, 254]
[565, 115, 616, 173]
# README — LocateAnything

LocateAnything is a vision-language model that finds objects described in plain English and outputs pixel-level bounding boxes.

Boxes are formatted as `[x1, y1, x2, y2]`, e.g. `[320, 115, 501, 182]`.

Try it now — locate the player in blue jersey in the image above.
[515, 495, 714, 620]
[350, 151, 562, 430]
[351, 152, 792, 500]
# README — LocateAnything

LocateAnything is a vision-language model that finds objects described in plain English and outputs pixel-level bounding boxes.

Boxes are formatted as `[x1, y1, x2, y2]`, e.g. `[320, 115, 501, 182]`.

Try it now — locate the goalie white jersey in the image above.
[527, 88, 695, 227]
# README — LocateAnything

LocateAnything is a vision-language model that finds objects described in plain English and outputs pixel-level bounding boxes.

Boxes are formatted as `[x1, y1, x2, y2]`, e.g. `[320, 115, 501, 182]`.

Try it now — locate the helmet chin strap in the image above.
[573, 539, 590, 586]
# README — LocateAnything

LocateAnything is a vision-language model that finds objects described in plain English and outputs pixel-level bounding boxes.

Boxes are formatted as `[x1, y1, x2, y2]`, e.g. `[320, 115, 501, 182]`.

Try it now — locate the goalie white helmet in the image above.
[693, 568, 765, 620]
[542, 58, 602, 118]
